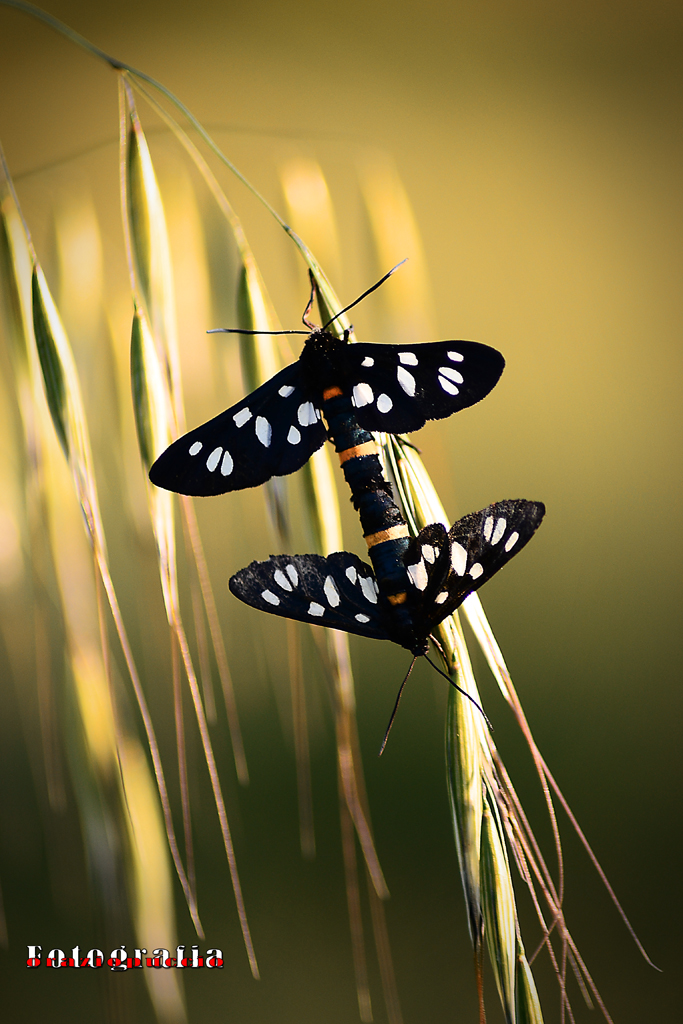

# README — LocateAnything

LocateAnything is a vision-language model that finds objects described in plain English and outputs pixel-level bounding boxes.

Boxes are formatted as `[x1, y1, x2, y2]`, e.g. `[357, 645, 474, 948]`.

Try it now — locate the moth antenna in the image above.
[207, 328, 309, 336]
[378, 654, 418, 756]
[397, 436, 421, 454]
[424, 653, 493, 732]
[321, 259, 408, 332]
[210, 261, 407, 338]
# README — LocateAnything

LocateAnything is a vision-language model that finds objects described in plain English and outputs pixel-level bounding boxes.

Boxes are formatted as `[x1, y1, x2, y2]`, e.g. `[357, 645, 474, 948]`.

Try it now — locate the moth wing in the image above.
[344, 340, 505, 433]
[148, 363, 327, 495]
[229, 551, 392, 641]
[417, 500, 546, 632]
[402, 522, 452, 603]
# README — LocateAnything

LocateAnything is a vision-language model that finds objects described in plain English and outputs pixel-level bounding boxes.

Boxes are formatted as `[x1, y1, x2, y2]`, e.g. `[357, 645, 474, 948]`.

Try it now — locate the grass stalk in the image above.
[171, 631, 196, 909]
[386, 431, 540, 1022]
[0, 177, 190, 1019]
[121, 92, 259, 967]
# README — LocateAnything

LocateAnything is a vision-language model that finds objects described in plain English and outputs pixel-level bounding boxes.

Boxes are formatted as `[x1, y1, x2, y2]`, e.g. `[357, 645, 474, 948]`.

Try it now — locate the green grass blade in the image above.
[122, 84, 183, 430]
[446, 666, 483, 945]
[515, 950, 544, 1024]
[30, 266, 79, 459]
[481, 793, 518, 1024]
[130, 306, 155, 469]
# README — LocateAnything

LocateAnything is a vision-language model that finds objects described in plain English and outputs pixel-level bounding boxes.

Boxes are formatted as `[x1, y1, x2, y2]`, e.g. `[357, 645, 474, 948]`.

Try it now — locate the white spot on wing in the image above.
[262, 590, 280, 605]
[397, 367, 416, 396]
[448, 350, 464, 362]
[469, 562, 484, 579]
[355, 613, 370, 623]
[360, 576, 378, 604]
[274, 569, 292, 592]
[324, 576, 340, 607]
[451, 541, 467, 576]
[422, 544, 435, 564]
[377, 393, 393, 413]
[298, 401, 317, 426]
[287, 425, 301, 445]
[278, 385, 295, 397]
[435, 591, 449, 604]
[504, 531, 520, 552]
[255, 416, 272, 447]
[308, 602, 325, 617]
[483, 516, 494, 541]
[407, 560, 428, 591]
[233, 408, 252, 427]
[346, 566, 358, 584]
[352, 383, 374, 407]
[189, 441, 203, 456]
[206, 446, 222, 472]
[398, 351, 418, 366]
[361, 356, 374, 367]
[492, 518, 506, 545]
[438, 366, 464, 384]
[220, 450, 233, 476]
[438, 374, 459, 395]
[286, 564, 299, 586]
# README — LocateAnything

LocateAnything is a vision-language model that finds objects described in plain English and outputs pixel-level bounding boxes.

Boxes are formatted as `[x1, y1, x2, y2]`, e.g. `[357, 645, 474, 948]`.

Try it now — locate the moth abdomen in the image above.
[367, 535, 412, 598]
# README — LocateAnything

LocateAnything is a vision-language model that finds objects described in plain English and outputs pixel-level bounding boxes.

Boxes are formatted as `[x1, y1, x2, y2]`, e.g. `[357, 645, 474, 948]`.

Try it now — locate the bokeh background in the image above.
[0, 0, 681, 1021]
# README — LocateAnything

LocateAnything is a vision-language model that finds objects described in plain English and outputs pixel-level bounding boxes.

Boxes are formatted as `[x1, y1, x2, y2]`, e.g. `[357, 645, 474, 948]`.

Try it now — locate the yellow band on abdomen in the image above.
[338, 440, 379, 464]
[364, 524, 410, 548]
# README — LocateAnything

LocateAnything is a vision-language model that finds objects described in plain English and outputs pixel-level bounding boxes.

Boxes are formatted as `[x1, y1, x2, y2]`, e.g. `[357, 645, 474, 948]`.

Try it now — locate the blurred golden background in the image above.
[0, 0, 680, 1021]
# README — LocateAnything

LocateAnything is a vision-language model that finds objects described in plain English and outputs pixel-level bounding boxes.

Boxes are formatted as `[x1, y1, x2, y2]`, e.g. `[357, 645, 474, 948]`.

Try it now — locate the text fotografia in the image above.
[26, 945, 224, 970]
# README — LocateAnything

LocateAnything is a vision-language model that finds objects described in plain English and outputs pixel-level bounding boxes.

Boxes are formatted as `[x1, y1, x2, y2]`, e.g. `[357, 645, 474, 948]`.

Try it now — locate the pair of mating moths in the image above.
[150, 280, 544, 706]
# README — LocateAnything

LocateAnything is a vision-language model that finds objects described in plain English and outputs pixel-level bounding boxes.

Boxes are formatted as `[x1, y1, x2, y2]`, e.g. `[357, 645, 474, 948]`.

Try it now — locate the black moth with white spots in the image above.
[229, 500, 545, 656]
[148, 331, 504, 496]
